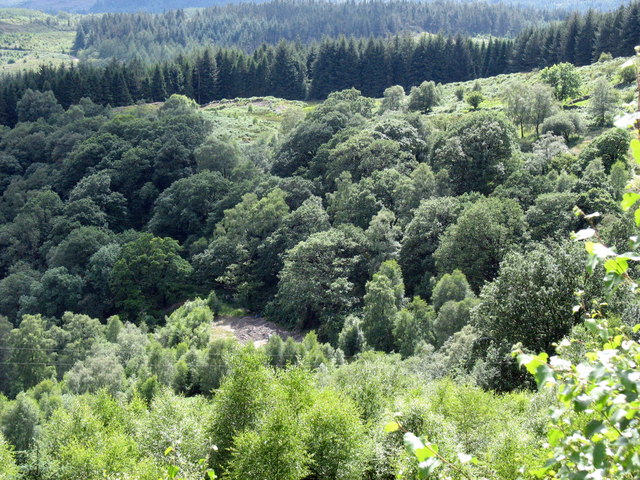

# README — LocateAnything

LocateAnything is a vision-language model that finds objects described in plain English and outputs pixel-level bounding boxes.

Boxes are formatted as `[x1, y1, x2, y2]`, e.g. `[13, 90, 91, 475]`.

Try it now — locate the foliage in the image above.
[540, 62, 582, 101]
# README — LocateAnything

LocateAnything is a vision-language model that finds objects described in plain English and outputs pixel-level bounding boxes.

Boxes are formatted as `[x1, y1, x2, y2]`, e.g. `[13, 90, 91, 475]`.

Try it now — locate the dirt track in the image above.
[211, 316, 304, 346]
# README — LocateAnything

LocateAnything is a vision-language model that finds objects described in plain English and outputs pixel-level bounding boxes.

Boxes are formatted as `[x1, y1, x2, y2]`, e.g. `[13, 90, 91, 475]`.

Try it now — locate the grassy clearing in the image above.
[200, 96, 308, 143]
[0, 8, 77, 74]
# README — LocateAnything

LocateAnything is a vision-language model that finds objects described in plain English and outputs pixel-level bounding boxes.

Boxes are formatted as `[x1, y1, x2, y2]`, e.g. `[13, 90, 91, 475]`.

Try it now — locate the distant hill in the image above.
[0, 0, 630, 14]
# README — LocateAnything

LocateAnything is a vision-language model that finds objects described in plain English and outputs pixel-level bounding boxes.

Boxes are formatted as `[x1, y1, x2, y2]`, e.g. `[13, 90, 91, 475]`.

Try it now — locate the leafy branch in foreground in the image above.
[384, 420, 478, 480]
[514, 45, 640, 480]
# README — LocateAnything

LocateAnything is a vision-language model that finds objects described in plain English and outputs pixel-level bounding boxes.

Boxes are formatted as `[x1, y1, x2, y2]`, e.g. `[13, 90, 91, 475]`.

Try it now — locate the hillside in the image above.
[0, 0, 630, 13]
[0, 0, 640, 473]
[0, 9, 76, 74]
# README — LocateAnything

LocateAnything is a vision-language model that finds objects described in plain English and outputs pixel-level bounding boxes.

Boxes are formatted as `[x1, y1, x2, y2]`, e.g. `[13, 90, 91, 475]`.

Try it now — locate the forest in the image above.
[0, 42, 639, 477]
[1, 0, 640, 477]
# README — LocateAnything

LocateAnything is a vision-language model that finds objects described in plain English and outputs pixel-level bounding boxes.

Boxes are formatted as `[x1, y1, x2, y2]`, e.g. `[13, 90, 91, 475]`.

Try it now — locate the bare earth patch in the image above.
[211, 315, 304, 346]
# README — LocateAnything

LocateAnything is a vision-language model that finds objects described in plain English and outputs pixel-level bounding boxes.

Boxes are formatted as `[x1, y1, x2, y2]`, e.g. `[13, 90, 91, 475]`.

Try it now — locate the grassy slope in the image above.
[200, 97, 308, 144]
[192, 57, 637, 150]
[431, 56, 637, 151]
[0, 8, 77, 74]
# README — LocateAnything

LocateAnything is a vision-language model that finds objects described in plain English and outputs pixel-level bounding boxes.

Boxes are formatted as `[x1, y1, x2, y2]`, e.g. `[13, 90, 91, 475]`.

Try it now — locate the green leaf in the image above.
[384, 421, 400, 433]
[404, 432, 425, 456]
[417, 457, 442, 477]
[621, 192, 640, 211]
[604, 257, 629, 275]
[631, 138, 640, 164]
[415, 445, 436, 462]
[574, 394, 591, 412]
[548, 427, 565, 446]
[635, 208, 640, 228]
[534, 363, 555, 388]
[593, 441, 606, 468]
[585, 420, 605, 438]
[167, 465, 180, 479]
[164, 447, 174, 456]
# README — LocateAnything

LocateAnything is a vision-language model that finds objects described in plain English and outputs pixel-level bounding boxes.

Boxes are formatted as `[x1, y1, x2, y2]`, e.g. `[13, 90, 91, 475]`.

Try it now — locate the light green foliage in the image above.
[465, 90, 484, 110]
[407, 81, 442, 113]
[0, 432, 19, 479]
[517, 317, 640, 479]
[609, 160, 630, 199]
[331, 352, 415, 422]
[7, 314, 55, 394]
[64, 343, 126, 395]
[302, 389, 369, 480]
[392, 301, 434, 358]
[32, 394, 160, 480]
[325, 131, 415, 185]
[54, 312, 105, 374]
[338, 315, 367, 357]
[365, 208, 402, 272]
[198, 338, 239, 392]
[431, 270, 473, 311]
[137, 391, 213, 479]
[208, 348, 276, 470]
[474, 241, 587, 354]
[541, 111, 584, 141]
[1, 392, 41, 451]
[540, 62, 582, 101]
[433, 297, 478, 348]
[589, 77, 618, 126]
[380, 85, 406, 113]
[363, 260, 404, 352]
[157, 299, 213, 349]
[619, 64, 637, 84]
[226, 403, 309, 480]
[579, 128, 630, 172]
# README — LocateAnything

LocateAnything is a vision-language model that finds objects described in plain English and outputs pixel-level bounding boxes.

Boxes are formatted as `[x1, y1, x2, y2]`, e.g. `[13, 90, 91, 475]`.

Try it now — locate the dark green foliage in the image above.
[435, 197, 525, 292]
[362, 260, 404, 353]
[431, 112, 517, 195]
[274, 227, 367, 332]
[16, 90, 63, 123]
[474, 242, 587, 354]
[579, 128, 630, 173]
[111, 234, 193, 323]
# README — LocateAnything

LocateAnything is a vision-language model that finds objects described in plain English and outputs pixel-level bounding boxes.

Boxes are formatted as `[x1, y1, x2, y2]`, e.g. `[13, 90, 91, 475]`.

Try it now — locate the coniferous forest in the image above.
[2, 0, 640, 479]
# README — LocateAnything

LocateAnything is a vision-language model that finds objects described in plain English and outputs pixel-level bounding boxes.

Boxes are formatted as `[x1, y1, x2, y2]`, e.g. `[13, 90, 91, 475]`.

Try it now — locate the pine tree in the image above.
[194, 48, 218, 104]
[150, 65, 167, 102]
[270, 41, 307, 100]
[575, 10, 596, 67]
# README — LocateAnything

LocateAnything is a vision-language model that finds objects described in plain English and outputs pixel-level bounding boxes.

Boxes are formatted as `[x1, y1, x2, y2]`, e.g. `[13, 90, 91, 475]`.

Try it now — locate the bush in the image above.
[0, 433, 19, 479]
[619, 64, 637, 84]
[465, 91, 484, 110]
[226, 405, 309, 480]
[541, 112, 583, 141]
[303, 390, 369, 480]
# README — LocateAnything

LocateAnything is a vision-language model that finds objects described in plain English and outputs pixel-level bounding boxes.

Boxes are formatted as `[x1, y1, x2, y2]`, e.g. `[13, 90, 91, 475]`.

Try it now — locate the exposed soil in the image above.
[211, 315, 304, 346]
